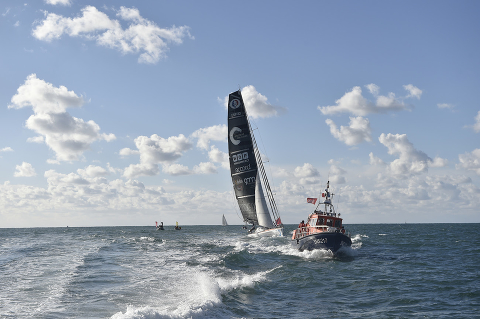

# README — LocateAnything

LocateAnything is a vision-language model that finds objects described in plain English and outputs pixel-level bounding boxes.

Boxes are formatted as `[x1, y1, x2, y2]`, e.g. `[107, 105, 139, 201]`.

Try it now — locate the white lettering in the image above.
[229, 127, 241, 145]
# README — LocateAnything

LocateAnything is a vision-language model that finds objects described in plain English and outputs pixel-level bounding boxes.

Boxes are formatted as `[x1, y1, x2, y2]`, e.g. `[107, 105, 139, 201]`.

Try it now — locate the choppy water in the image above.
[1, 224, 479, 318]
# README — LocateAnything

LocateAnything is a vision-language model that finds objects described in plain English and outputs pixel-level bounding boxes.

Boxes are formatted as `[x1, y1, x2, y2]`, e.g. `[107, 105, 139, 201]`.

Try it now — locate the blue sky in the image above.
[1, 0, 479, 227]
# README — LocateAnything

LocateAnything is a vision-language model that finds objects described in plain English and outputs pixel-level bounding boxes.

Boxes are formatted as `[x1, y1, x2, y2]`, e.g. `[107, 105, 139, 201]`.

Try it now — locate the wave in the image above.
[110, 266, 278, 319]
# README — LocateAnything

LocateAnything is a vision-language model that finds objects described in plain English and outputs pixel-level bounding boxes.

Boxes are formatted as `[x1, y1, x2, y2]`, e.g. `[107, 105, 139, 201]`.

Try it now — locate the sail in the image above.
[254, 172, 274, 228]
[228, 90, 259, 225]
[222, 214, 228, 226]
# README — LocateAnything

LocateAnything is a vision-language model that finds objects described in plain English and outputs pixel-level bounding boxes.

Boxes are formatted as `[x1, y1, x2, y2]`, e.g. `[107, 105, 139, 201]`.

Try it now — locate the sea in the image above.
[1, 223, 479, 319]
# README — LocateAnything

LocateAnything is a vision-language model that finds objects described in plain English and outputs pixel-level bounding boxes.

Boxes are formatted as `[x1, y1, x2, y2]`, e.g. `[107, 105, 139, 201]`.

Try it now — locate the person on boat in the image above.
[298, 220, 305, 232]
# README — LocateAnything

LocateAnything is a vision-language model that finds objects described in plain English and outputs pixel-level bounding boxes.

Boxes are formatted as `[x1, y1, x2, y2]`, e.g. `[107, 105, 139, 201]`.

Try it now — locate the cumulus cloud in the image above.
[378, 133, 447, 176]
[191, 124, 227, 150]
[32, 6, 193, 64]
[437, 103, 455, 109]
[77, 165, 108, 177]
[122, 134, 193, 179]
[318, 84, 418, 116]
[429, 156, 449, 168]
[457, 149, 480, 175]
[193, 162, 217, 174]
[325, 116, 372, 146]
[208, 146, 229, 169]
[473, 111, 480, 133]
[369, 152, 385, 166]
[9, 74, 115, 162]
[14, 162, 36, 177]
[162, 163, 192, 176]
[1, 147, 13, 152]
[222, 85, 286, 119]
[45, 0, 71, 5]
[294, 163, 320, 178]
[294, 163, 320, 184]
[27, 136, 44, 143]
[329, 164, 347, 184]
[403, 84, 422, 99]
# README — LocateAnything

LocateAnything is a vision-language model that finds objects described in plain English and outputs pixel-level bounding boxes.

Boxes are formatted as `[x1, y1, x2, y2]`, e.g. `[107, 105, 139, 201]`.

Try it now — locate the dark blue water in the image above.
[1, 224, 479, 318]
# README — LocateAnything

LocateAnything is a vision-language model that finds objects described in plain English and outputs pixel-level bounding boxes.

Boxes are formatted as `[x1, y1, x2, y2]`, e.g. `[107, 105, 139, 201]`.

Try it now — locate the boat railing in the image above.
[293, 225, 331, 239]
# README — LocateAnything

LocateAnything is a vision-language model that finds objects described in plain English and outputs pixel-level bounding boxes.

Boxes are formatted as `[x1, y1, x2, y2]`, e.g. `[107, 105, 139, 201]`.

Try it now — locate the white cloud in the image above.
[162, 163, 192, 176]
[135, 134, 192, 164]
[437, 103, 455, 109]
[473, 111, 480, 133]
[77, 165, 108, 178]
[403, 84, 422, 99]
[122, 133, 193, 179]
[318, 85, 412, 116]
[378, 133, 447, 176]
[293, 163, 320, 185]
[222, 85, 286, 119]
[369, 152, 385, 166]
[45, 0, 71, 6]
[1, 147, 13, 152]
[330, 175, 346, 184]
[365, 83, 380, 96]
[32, 6, 193, 64]
[457, 149, 480, 175]
[9, 74, 116, 162]
[14, 162, 36, 177]
[325, 116, 372, 146]
[27, 136, 44, 143]
[119, 147, 139, 157]
[9, 74, 84, 114]
[123, 163, 160, 179]
[208, 146, 229, 169]
[294, 163, 319, 178]
[429, 156, 449, 168]
[330, 165, 346, 175]
[191, 124, 227, 150]
[193, 162, 217, 174]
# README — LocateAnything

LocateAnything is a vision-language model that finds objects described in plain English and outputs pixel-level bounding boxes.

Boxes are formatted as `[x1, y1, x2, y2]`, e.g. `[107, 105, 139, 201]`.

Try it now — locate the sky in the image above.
[1, 0, 479, 227]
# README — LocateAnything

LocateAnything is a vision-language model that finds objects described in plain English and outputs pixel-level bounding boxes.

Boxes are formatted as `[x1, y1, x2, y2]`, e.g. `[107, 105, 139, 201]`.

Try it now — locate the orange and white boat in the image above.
[292, 181, 351, 253]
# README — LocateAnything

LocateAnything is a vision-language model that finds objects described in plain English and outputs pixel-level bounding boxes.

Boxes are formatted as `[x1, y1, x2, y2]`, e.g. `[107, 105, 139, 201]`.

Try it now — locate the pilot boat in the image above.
[292, 181, 351, 252]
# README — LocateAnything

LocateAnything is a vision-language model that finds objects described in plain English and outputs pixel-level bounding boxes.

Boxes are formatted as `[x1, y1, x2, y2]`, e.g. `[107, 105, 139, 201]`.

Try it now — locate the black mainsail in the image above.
[227, 90, 282, 235]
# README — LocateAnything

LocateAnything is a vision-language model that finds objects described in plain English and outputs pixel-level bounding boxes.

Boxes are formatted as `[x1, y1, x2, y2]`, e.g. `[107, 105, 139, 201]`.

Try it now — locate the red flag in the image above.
[275, 217, 282, 226]
[307, 198, 317, 205]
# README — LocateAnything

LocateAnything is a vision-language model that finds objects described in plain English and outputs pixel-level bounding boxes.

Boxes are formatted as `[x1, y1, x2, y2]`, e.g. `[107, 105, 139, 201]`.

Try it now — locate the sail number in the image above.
[314, 238, 327, 244]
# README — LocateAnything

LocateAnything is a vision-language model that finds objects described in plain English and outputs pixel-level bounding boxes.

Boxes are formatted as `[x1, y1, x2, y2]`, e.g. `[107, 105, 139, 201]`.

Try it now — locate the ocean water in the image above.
[1, 224, 479, 318]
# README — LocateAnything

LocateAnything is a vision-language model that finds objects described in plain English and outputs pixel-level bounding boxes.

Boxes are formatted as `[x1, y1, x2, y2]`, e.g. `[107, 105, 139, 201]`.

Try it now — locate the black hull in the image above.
[292, 232, 351, 253]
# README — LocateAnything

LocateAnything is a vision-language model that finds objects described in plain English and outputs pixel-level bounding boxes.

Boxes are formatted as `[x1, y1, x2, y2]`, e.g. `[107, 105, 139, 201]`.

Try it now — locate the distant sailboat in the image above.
[222, 214, 228, 226]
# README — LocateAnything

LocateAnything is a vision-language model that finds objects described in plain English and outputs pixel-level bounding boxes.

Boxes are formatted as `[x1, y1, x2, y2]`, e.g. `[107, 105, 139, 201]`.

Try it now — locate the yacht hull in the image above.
[292, 232, 351, 252]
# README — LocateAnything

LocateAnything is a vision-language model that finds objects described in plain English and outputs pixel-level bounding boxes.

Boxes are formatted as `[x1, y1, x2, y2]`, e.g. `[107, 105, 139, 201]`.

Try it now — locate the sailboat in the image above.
[222, 214, 228, 226]
[227, 90, 283, 237]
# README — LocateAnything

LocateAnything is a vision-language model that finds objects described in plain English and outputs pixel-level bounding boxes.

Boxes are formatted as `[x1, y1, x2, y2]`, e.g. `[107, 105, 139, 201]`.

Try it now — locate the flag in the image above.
[307, 198, 317, 205]
[275, 217, 282, 226]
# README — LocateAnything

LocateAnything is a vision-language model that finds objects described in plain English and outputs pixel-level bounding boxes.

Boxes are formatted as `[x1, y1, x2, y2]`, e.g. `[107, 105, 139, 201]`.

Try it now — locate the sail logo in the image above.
[235, 164, 251, 173]
[232, 152, 249, 165]
[233, 178, 243, 191]
[229, 127, 242, 145]
[229, 98, 241, 109]
[244, 176, 256, 185]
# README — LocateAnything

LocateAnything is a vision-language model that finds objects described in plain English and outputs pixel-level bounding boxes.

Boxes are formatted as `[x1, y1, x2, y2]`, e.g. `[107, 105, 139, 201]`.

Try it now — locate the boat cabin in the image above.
[292, 210, 345, 240]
